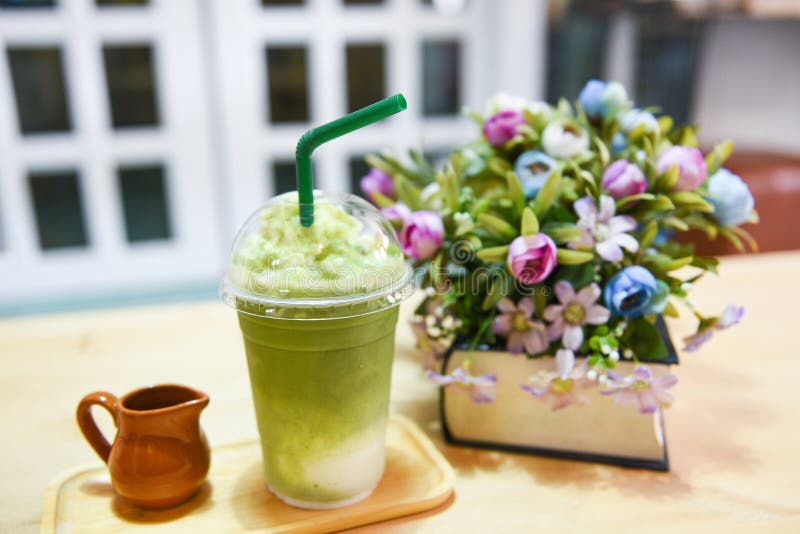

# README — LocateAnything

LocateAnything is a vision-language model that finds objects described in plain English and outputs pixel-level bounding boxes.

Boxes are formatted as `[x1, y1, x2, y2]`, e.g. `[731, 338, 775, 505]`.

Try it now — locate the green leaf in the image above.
[593, 137, 610, 168]
[554, 263, 595, 288]
[477, 245, 509, 263]
[705, 140, 734, 175]
[625, 318, 669, 361]
[642, 135, 654, 158]
[679, 127, 698, 147]
[466, 109, 485, 126]
[720, 228, 744, 253]
[556, 248, 594, 265]
[616, 193, 655, 211]
[658, 164, 680, 192]
[557, 98, 573, 115]
[645, 194, 676, 212]
[730, 226, 759, 252]
[506, 171, 525, 216]
[663, 301, 680, 318]
[690, 256, 719, 274]
[657, 116, 673, 136]
[429, 252, 443, 287]
[370, 192, 394, 209]
[639, 219, 658, 250]
[394, 175, 424, 210]
[664, 256, 693, 271]
[685, 214, 719, 239]
[628, 122, 648, 143]
[542, 221, 582, 244]
[670, 191, 715, 213]
[409, 149, 435, 182]
[662, 216, 689, 231]
[532, 167, 562, 219]
[438, 167, 460, 213]
[521, 207, 539, 235]
[481, 272, 510, 311]
[577, 169, 598, 196]
[488, 157, 511, 177]
[478, 213, 518, 240]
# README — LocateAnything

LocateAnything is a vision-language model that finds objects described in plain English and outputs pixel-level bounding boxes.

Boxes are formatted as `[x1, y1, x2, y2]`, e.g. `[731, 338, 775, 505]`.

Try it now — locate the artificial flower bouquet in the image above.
[360, 80, 756, 461]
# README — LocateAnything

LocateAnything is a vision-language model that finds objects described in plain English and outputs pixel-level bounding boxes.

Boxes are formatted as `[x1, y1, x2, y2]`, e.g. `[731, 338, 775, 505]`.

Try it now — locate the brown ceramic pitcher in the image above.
[76, 384, 211, 509]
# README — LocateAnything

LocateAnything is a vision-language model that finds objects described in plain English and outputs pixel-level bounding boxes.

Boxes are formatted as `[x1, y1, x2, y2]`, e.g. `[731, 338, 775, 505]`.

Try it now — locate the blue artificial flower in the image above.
[643, 280, 670, 315]
[611, 132, 627, 154]
[579, 80, 606, 117]
[579, 79, 628, 119]
[603, 266, 658, 318]
[514, 150, 556, 199]
[707, 168, 755, 227]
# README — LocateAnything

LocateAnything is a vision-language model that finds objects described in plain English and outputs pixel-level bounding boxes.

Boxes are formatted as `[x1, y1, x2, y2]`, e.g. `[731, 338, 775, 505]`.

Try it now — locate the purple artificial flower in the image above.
[682, 304, 745, 352]
[602, 160, 647, 200]
[601, 365, 678, 414]
[483, 110, 526, 147]
[520, 349, 592, 410]
[507, 233, 558, 285]
[381, 202, 412, 224]
[400, 210, 444, 260]
[572, 195, 638, 262]
[427, 366, 497, 404]
[360, 168, 394, 203]
[656, 146, 707, 192]
[544, 281, 610, 351]
[493, 297, 549, 356]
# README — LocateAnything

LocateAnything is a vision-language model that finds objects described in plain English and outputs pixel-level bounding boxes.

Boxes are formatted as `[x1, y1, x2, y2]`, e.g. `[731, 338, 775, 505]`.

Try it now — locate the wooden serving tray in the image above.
[42, 415, 454, 533]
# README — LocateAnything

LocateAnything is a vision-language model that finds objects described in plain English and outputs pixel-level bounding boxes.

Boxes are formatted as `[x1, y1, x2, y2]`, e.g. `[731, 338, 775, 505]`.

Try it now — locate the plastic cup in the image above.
[220, 191, 412, 509]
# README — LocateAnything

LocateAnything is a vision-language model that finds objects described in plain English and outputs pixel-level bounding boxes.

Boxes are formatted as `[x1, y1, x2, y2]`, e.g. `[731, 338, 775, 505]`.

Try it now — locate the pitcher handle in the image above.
[76, 392, 119, 463]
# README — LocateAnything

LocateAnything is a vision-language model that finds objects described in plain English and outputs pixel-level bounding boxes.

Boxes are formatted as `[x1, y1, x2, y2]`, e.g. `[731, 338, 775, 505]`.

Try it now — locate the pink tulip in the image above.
[483, 110, 526, 147]
[400, 210, 444, 260]
[656, 146, 707, 192]
[602, 160, 647, 199]
[360, 168, 394, 203]
[507, 233, 557, 285]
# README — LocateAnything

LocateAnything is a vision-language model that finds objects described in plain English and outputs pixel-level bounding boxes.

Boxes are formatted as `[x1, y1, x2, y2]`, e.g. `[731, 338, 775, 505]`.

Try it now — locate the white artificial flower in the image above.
[486, 92, 552, 117]
[621, 108, 660, 134]
[542, 122, 589, 159]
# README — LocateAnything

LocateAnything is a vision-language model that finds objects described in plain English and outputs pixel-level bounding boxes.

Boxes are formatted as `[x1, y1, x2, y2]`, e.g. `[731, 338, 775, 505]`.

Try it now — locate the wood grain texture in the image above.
[1, 251, 799, 532]
[40, 415, 453, 534]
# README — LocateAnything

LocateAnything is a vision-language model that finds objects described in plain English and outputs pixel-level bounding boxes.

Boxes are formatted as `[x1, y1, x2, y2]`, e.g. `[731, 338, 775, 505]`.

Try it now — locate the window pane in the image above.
[102, 44, 160, 129]
[272, 160, 296, 195]
[96, 0, 147, 5]
[346, 43, 385, 113]
[7, 47, 71, 134]
[265, 46, 309, 124]
[28, 170, 88, 250]
[349, 155, 370, 200]
[262, 0, 303, 5]
[118, 164, 171, 243]
[422, 39, 460, 116]
[0, 0, 55, 7]
[546, 3, 609, 103]
[635, 5, 703, 124]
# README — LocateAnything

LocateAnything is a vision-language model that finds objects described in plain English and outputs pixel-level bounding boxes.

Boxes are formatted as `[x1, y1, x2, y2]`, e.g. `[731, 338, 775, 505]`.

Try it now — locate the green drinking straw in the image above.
[296, 93, 408, 227]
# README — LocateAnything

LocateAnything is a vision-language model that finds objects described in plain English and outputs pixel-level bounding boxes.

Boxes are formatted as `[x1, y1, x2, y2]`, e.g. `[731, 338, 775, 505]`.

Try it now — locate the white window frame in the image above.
[0, 0, 222, 308]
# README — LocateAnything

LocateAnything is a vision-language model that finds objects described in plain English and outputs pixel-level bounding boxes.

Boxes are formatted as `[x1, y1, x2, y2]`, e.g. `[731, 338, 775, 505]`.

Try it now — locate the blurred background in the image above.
[0, 0, 797, 315]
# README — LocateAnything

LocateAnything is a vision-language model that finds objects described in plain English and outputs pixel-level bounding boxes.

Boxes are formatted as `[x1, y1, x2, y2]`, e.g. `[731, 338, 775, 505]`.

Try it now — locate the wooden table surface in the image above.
[2, 251, 800, 533]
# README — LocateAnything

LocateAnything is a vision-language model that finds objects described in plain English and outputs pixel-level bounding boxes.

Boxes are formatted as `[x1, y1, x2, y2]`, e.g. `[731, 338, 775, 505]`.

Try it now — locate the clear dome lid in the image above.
[220, 191, 413, 319]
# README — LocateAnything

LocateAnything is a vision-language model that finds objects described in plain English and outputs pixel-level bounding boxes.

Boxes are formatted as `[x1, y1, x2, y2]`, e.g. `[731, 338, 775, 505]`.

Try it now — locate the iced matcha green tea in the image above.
[221, 191, 411, 509]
